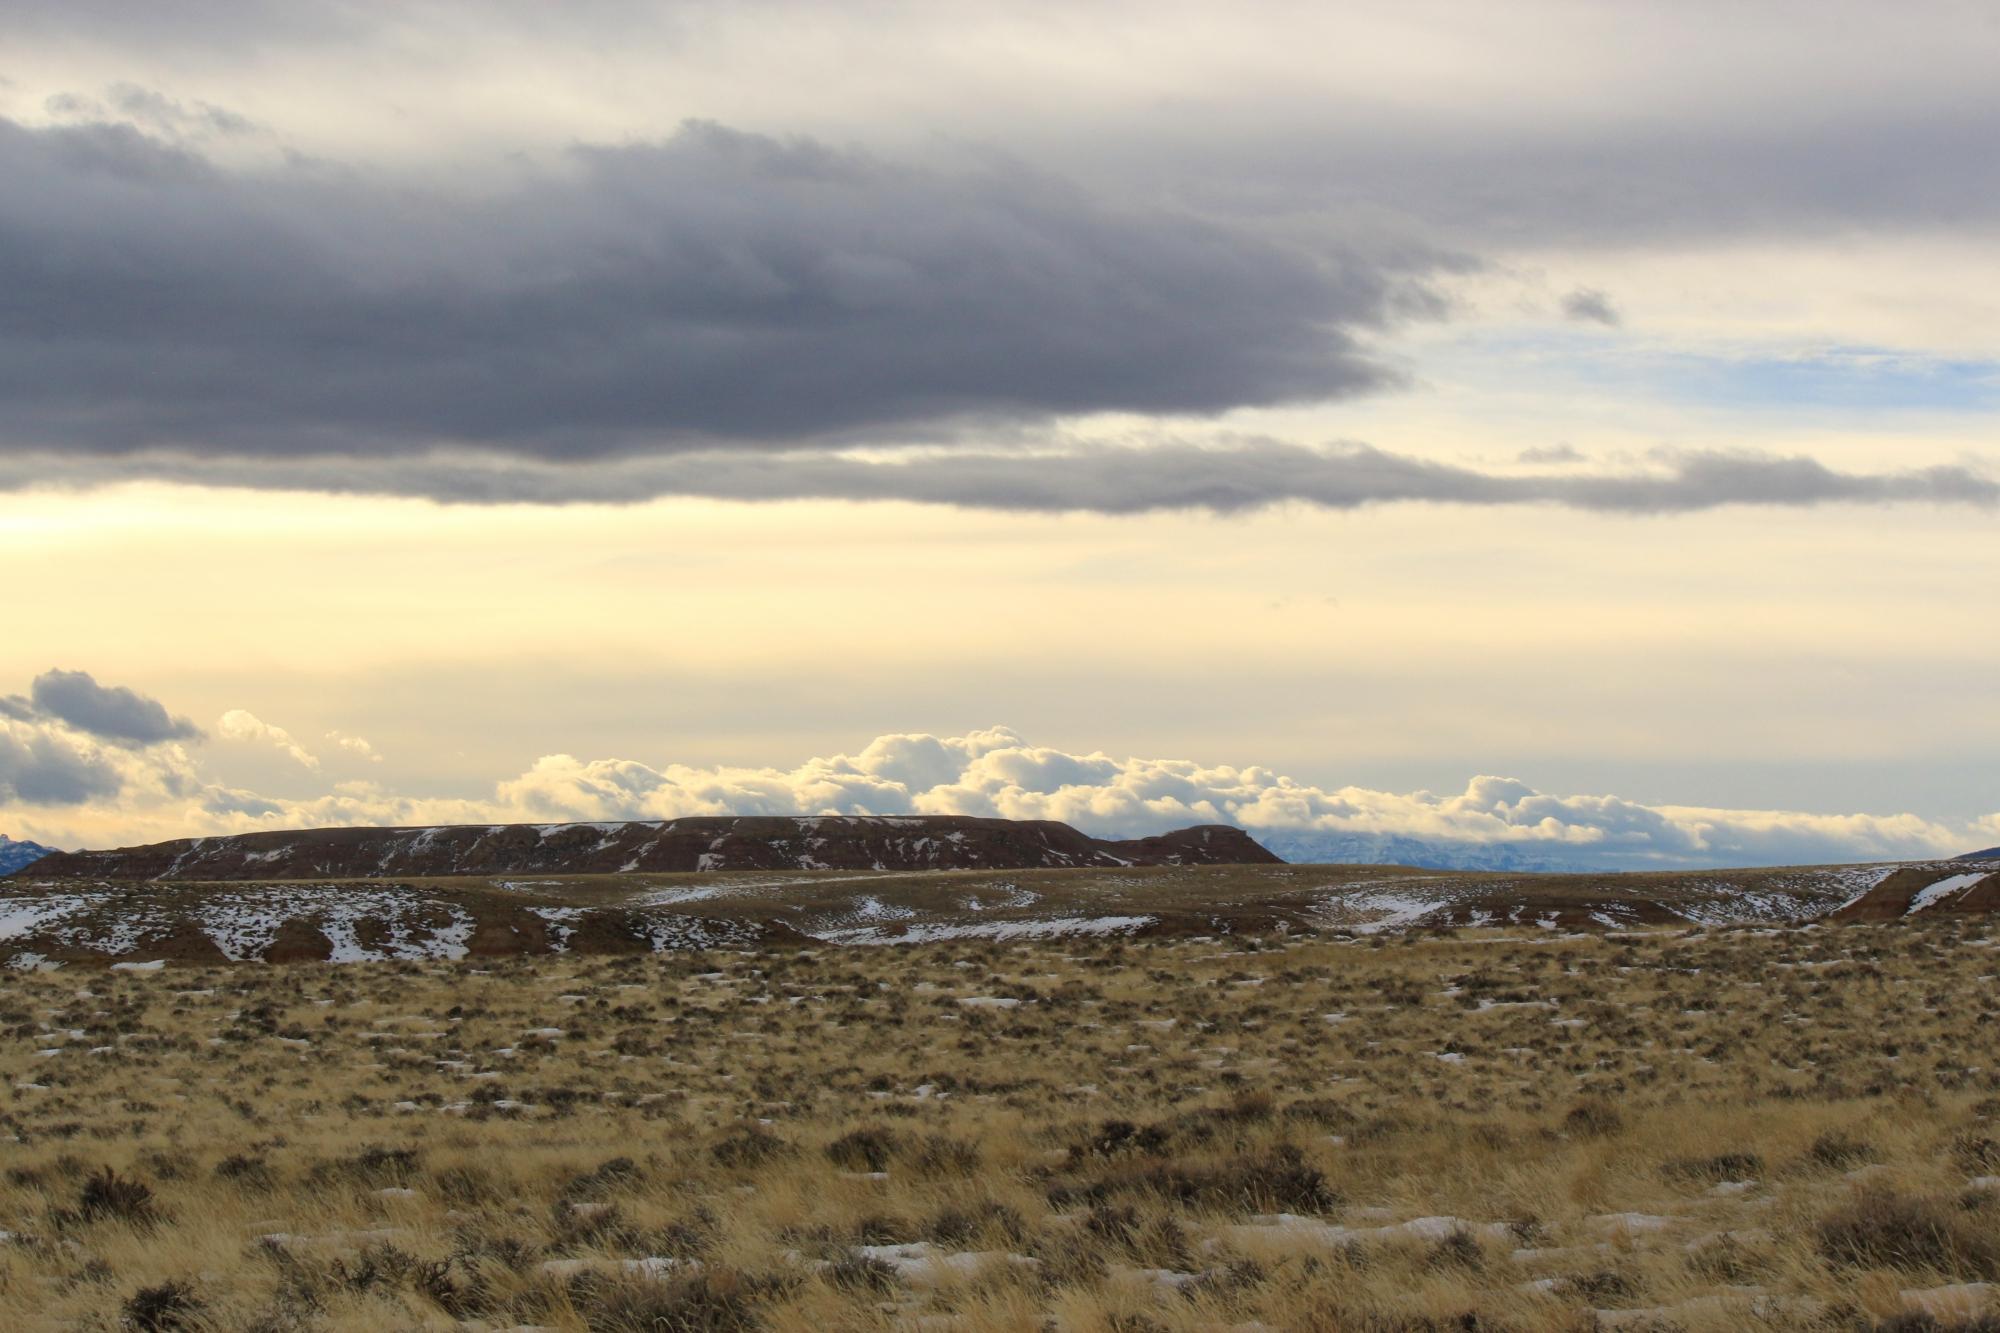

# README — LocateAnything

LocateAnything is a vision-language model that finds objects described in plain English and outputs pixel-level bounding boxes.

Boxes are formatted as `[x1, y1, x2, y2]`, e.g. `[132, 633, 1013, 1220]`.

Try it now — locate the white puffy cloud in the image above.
[218, 709, 319, 770]
[6, 708, 1989, 870]
[325, 731, 383, 763]
[430, 727, 1981, 870]
[0, 670, 207, 827]
[196, 780, 491, 831]
[0, 718, 202, 836]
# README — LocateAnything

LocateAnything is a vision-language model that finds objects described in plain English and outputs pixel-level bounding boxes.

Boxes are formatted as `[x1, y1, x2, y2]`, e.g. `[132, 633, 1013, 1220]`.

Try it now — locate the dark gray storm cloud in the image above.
[4, 441, 1991, 516]
[1146, 110, 2000, 250]
[0, 116, 1434, 462]
[0, 727, 123, 806]
[25, 670, 203, 747]
[15, 3, 2000, 253]
[0, 668, 202, 809]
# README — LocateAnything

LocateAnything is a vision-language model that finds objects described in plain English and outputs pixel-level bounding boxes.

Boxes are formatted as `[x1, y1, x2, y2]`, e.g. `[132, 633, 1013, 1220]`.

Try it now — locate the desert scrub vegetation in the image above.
[2, 917, 1999, 1329]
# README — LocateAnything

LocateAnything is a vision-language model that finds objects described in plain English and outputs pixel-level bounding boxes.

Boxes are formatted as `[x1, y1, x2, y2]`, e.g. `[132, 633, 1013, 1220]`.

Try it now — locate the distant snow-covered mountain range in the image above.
[1252, 830, 1584, 872]
[0, 836, 56, 876]
[1261, 831, 2000, 873]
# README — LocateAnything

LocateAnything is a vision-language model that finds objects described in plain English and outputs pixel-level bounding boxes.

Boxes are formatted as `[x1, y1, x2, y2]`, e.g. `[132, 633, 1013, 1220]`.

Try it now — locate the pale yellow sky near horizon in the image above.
[6, 469, 1997, 848]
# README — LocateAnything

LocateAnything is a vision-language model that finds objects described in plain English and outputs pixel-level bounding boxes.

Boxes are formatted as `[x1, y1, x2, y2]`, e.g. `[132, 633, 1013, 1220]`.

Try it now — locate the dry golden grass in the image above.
[2, 916, 1998, 1330]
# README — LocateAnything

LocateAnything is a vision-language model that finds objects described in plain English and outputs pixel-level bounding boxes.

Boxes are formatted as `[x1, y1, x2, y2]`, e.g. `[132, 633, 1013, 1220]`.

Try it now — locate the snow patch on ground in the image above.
[629, 883, 732, 908]
[817, 915, 1154, 945]
[314, 892, 477, 962]
[1339, 893, 1444, 934]
[1225, 1213, 1514, 1249]
[0, 896, 92, 941]
[197, 895, 299, 961]
[1912, 873, 1988, 912]
[850, 1242, 1040, 1285]
[528, 906, 588, 951]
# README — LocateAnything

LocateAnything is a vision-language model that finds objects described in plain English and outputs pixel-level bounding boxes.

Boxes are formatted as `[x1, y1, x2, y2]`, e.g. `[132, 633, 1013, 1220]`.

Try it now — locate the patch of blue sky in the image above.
[1656, 346, 2000, 413]
[1435, 331, 2000, 416]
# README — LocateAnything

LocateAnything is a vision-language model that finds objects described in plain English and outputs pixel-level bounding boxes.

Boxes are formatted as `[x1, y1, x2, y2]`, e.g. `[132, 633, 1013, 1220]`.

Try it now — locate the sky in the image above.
[2, 1, 1997, 866]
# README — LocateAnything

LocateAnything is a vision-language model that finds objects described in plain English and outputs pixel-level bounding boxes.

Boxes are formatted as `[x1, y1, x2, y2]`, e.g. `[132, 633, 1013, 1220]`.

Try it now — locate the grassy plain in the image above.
[2, 916, 1997, 1330]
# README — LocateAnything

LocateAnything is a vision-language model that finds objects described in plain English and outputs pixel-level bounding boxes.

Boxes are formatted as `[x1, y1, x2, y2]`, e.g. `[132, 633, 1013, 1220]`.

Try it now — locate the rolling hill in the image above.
[1825, 864, 2000, 921]
[2, 818, 1989, 969]
[0, 855, 1964, 968]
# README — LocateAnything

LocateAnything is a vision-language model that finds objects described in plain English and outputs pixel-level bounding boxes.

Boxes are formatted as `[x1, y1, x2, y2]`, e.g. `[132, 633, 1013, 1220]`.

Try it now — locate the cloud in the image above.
[344, 727, 1980, 870]
[0, 116, 1434, 468]
[218, 710, 319, 770]
[4, 439, 1989, 516]
[1561, 288, 1620, 326]
[326, 731, 383, 762]
[0, 670, 205, 811]
[27, 669, 202, 746]
[0, 718, 125, 806]
[131, 724, 1960, 871]
[105, 83, 257, 137]
[5, 680, 1989, 870]
[46, 84, 257, 140]
[14, 1, 2000, 249]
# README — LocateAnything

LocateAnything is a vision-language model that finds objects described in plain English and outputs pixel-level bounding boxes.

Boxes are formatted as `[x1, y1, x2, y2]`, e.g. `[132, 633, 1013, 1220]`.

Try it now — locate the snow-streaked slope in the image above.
[0, 856, 1974, 968]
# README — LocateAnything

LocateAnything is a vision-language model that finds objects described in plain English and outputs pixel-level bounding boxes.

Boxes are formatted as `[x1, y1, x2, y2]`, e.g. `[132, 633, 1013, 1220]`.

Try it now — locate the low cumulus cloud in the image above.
[326, 731, 383, 763]
[0, 720, 125, 807]
[218, 710, 319, 770]
[4, 440, 1988, 516]
[5, 682, 1988, 868]
[0, 670, 202, 813]
[0, 115, 1429, 466]
[163, 725, 1980, 871]
[0, 671, 398, 836]
[2, 669, 201, 747]
[473, 730, 1969, 869]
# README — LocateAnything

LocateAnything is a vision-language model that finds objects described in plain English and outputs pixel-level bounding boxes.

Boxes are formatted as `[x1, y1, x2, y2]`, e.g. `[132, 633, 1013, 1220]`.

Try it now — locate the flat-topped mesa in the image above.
[18, 815, 1281, 881]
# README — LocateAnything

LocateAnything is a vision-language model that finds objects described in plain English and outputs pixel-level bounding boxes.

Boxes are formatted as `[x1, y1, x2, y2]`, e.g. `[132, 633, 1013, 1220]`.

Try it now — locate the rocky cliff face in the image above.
[18, 815, 1280, 881]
